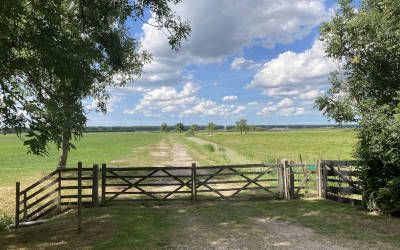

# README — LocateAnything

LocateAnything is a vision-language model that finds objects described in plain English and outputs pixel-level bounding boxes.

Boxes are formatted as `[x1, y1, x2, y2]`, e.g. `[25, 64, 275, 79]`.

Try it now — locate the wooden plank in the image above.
[191, 163, 196, 202]
[92, 164, 99, 207]
[20, 170, 58, 193]
[61, 194, 92, 199]
[105, 190, 192, 195]
[15, 182, 20, 228]
[26, 198, 58, 220]
[197, 186, 276, 192]
[327, 186, 362, 195]
[197, 179, 276, 185]
[196, 171, 272, 177]
[101, 163, 106, 205]
[25, 178, 58, 201]
[25, 187, 58, 210]
[326, 194, 361, 205]
[60, 185, 93, 190]
[77, 162, 82, 233]
[106, 166, 192, 171]
[32, 205, 57, 221]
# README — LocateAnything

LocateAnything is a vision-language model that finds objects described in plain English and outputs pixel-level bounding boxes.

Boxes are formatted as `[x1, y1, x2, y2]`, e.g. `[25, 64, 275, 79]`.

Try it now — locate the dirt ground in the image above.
[174, 213, 352, 250]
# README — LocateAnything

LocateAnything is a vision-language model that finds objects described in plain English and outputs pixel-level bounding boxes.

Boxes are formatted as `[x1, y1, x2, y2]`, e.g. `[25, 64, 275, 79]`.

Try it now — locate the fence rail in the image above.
[318, 160, 362, 205]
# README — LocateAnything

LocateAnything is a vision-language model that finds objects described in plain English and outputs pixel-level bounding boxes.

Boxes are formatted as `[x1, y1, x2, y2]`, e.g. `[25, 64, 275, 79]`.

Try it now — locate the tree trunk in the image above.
[58, 131, 70, 168]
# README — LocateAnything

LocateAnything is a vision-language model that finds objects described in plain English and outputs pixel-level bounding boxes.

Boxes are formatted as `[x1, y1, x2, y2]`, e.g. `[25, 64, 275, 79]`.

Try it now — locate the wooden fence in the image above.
[317, 160, 362, 205]
[14, 160, 326, 227]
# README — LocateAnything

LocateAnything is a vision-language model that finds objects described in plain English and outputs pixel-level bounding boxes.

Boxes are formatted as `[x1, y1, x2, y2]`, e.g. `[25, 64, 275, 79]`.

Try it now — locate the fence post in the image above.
[287, 162, 294, 199]
[77, 162, 82, 233]
[57, 169, 61, 214]
[23, 192, 27, 220]
[277, 160, 285, 199]
[101, 163, 106, 205]
[317, 160, 327, 198]
[92, 164, 99, 207]
[280, 160, 288, 199]
[191, 163, 197, 202]
[15, 182, 20, 229]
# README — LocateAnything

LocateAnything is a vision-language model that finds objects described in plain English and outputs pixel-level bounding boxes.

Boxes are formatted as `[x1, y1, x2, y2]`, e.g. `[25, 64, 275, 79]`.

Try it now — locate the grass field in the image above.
[0, 132, 163, 186]
[1, 200, 399, 249]
[197, 129, 357, 163]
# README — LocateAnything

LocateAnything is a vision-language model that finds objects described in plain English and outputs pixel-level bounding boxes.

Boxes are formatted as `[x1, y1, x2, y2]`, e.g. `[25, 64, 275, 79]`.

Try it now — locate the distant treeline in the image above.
[85, 124, 357, 132]
[1, 124, 357, 134]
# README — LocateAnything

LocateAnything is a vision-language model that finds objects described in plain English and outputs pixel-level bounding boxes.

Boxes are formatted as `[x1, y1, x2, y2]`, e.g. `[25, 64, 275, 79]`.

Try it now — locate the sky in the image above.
[86, 0, 340, 126]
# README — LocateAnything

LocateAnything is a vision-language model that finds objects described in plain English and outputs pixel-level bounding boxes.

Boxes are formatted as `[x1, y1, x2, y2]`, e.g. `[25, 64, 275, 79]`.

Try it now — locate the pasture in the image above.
[3, 128, 399, 249]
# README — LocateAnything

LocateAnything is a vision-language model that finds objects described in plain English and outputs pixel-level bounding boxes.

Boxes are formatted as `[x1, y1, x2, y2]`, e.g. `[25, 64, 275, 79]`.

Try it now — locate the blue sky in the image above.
[86, 0, 341, 126]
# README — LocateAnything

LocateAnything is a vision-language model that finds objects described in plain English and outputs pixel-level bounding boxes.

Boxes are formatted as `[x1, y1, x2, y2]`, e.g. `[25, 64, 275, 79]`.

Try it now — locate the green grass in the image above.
[1, 200, 399, 249]
[197, 129, 357, 163]
[0, 132, 163, 186]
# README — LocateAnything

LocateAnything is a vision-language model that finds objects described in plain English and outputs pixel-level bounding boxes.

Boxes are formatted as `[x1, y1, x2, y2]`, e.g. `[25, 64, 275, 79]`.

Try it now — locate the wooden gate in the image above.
[101, 163, 281, 202]
[318, 160, 362, 205]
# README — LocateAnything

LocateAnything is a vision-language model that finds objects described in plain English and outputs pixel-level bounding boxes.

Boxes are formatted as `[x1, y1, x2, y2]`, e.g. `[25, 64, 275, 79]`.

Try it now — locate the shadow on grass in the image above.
[1, 199, 400, 249]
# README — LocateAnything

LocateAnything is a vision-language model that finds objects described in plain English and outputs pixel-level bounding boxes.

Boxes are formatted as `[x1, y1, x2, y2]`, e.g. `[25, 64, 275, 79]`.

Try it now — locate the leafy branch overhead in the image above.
[0, 0, 191, 167]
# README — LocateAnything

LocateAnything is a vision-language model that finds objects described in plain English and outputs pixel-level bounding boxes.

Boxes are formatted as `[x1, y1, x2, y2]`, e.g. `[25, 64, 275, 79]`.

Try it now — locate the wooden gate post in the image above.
[280, 160, 289, 199]
[101, 163, 106, 205]
[277, 160, 285, 199]
[92, 164, 99, 207]
[317, 160, 327, 198]
[287, 162, 294, 199]
[191, 163, 197, 202]
[15, 182, 20, 229]
[77, 162, 82, 233]
[57, 169, 62, 214]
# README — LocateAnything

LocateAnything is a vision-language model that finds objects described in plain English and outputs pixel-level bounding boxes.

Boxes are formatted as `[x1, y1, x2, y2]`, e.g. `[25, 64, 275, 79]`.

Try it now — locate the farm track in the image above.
[187, 136, 256, 164]
[174, 212, 352, 250]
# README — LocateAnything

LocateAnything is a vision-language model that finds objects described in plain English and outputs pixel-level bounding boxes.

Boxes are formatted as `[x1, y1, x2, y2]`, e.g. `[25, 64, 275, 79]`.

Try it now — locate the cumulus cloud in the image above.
[257, 97, 306, 116]
[124, 82, 246, 118]
[222, 95, 238, 102]
[247, 40, 335, 98]
[134, 0, 329, 87]
[231, 57, 260, 70]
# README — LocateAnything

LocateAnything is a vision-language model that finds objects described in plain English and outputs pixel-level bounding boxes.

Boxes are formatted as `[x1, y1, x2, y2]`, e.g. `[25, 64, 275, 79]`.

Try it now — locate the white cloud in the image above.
[231, 57, 260, 70]
[222, 95, 238, 102]
[124, 82, 246, 118]
[247, 40, 336, 99]
[247, 101, 259, 107]
[257, 97, 306, 117]
[134, 0, 329, 87]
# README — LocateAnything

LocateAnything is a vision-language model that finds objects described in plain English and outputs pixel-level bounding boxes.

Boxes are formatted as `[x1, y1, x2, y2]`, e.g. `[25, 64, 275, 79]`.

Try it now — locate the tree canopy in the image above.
[207, 122, 216, 136]
[0, 0, 190, 167]
[235, 119, 249, 135]
[317, 0, 400, 213]
[175, 122, 184, 133]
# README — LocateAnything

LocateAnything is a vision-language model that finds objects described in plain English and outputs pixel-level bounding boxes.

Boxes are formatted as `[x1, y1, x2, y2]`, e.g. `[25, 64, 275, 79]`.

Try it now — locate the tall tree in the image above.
[207, 122, 216, 136]
[175, 122, 184, 133]
[160, 123, 168, 133]
[235, 119, 249, 135]
[316, 0, 400, 213]
[0, 1, 190, 167]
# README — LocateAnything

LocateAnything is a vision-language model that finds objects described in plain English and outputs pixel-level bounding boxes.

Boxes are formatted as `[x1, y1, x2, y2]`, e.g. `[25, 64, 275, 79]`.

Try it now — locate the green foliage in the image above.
[175, 123, 184, 133]
[160, 123, 169, 133]
[0, 213, 12, 231]
[0, 0, 190, 167]
[204, 143, 215, 152]
[235, 119, 249, 135]
[207, 122, 216, 135]
[318, 0, 400, 212]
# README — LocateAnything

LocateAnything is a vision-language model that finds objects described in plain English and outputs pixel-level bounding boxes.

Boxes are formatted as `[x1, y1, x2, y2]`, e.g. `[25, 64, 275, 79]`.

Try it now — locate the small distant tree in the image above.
[235, 119, 249, 135]
[175, 123, 184, 133]
[160, 123, 168, 133]
[207, 122, 216, 136]
[191, 124, 198, 132]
